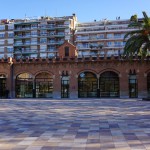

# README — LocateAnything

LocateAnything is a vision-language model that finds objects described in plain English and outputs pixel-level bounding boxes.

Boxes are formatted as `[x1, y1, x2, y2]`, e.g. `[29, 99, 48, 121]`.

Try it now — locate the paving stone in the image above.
[0, 98, 149, 150]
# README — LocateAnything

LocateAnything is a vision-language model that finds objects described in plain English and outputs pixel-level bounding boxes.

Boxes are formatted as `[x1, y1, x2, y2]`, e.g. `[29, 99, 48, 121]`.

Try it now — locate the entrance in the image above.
[99, 71, 119, 97]
[16, 73, 33, 98]
[61, 76, 69, 98]
[129, 74, 138, 98]
[0, 74, 6, 98]
[78, 72, 97, 98]
[35, 72, 53, 98]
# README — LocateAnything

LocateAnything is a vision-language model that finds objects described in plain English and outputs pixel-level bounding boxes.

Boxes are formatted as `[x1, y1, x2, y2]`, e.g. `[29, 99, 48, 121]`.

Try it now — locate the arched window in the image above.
[16, 73, 33, 98]
[0, 74, 6, 98]
[78, 72, 97, 98]
[35, 72, 53, 98]
[100, 71, 119, 97]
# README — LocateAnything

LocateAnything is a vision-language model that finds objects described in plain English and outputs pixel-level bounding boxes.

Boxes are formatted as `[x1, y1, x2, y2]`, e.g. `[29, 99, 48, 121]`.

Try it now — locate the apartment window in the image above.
[89, 35, 96, 40]
[107, 34, 113, 39]
[31, 31, 38, 36]
[0, 47, 4, 52]
[0, 54, 4, 58]
[24, 40, 30, 44]
[31, 46, 37, 50]
[114, 34, 121, 38]
[31, 38, 37, 44]
[83, 51, 89, 56]
[7, 53, 13, 57]
[40, 45, 47, 51]
[30, 54, 37, 58]
[123, 41, 126, 46]
[64, 21, 70, 25]
[8, 25, 14, 30]
[8, 33, 14, 38]
[107, 42, 112, 46]
[40, 38, 47, 43]
[97, 34, 104, 39]
[77, 43, 82, 48]
[0, 25, 5, 30]
[65, 47, 69, 57]
[107, 50, 114, 56]
[7, 39, 13, 44]
[40, 53, 47, 58]
[40, 30, 47, 36]
[83, 43, 89, 48]
[114, 41, 121, 46]
[0, 33, 5, 38]
[0, 40, 5, 45]
[31, 24, 38, 29]
[48, 53, 55, 58]
[7, 47, 13, 52]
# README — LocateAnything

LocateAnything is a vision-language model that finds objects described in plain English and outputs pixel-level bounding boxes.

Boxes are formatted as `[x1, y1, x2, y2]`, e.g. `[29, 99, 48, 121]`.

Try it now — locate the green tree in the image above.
[124, 11, 150, 58]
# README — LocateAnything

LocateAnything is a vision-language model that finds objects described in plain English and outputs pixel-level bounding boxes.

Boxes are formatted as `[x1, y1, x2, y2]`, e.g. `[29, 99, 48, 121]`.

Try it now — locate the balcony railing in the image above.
[14, 27, 31, 31]
[76, 28, 137, 34]
[14, 49, 38, 54]
[14, 42, 31, 46]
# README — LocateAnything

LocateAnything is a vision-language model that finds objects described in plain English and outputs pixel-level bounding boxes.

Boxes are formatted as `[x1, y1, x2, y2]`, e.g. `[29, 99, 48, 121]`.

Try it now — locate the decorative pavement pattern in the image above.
[0, 98, 150, 150]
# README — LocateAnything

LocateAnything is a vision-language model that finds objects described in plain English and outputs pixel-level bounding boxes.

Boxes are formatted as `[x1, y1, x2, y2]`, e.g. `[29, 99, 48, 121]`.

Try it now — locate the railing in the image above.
[76, 28, 137, 34]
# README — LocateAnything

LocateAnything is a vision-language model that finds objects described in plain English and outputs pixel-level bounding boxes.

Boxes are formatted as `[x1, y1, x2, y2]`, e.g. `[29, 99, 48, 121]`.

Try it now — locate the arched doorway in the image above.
[147, 72, 150, 97]
[16, 73, 33, 98]
[78, 72, 97, 98]
[35, 72, 53, 98]
[0, 74, 6, 98]
[99, 71, 119, 97]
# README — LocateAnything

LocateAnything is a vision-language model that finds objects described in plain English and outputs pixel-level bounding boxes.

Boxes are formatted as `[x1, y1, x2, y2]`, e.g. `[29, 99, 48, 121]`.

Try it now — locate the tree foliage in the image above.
[124, 11, 150, 58]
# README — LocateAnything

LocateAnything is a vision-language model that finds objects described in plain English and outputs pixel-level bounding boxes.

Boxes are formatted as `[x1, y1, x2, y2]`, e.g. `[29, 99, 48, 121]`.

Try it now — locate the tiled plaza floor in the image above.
[0, 98, 150, 150]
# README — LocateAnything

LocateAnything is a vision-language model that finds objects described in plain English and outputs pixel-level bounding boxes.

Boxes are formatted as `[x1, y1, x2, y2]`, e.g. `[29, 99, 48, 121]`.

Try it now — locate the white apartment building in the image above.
[0, 14, 77, 59]
[75, 18, 137, 57]
[0, 15, 139, 59]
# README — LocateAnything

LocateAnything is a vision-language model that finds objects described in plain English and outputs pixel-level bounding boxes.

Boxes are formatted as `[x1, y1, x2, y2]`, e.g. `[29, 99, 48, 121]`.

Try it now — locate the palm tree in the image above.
[124, 11, 150, 58]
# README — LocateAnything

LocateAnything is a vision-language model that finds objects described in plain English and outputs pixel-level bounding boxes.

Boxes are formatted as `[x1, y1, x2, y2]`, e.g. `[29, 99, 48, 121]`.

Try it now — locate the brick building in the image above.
[0, 15, 150, 99]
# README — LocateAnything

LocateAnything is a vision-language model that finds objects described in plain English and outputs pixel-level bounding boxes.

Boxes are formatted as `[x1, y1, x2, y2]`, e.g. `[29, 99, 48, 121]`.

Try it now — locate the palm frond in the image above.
[124, 30, 143, 40]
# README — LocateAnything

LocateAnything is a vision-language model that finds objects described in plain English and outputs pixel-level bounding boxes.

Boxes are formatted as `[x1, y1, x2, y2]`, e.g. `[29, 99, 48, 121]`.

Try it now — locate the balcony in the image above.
[105, 45, 124, 48]
[30, 42, 39, 45]
[47, 48, 57, 52]
[31, 34, 40, 37]
[48, 41, 64, 45]
[55, 25, 68, 29]
[14, 27, 31, 31]
[14, 35, 31, 39]
[75, 28, 137, 34]
[14, 42, 31, 46]
[14, 50, 38, 55]
[14, 43, 23, 46]
[76, 37, 105, 42]
[40, 33, 48, 37]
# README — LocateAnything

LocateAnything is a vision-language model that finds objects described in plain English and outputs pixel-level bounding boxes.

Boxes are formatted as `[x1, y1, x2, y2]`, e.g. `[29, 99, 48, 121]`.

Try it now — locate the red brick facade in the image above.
[0, 42, 150, 99]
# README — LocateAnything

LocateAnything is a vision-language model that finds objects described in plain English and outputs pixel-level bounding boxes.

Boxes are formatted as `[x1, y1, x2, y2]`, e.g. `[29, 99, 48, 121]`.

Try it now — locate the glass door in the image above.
[61, 76, 69, 98]
[35, 72, 53, 98]
[35, 79, 53, 98]
[15, 73, 33, 98]
[99, 71, 119, 97]
[78, 72, 97, 98]
[129, 75, 138, 98]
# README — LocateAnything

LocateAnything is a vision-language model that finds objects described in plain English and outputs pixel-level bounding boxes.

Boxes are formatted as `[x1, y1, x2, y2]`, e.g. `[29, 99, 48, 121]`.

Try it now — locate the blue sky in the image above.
[0, 0, 149, 22]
